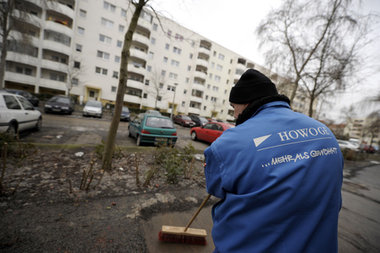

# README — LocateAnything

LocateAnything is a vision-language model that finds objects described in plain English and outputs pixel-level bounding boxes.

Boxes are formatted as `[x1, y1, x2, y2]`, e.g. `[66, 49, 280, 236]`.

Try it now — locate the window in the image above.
[153, 23, 158, 31]
[117, 40, 122, 47]
[49, 72, 65, 82]
[99, 34, 111, 44]
[103, 1, 116, 12]
[161, 70, 166, 76]
[187, 66, 191, 71]
[97, 50, 110, 60]
[184, 89, 187, 94]
[171, 59, 179, 67]
[182, 101, 185, 107]
[102, 68, 108, 75]
[95, 66, 108, 75]
[147, 65, 151, 72]
[145, 79, 149, 86]
[79, 9, 87, 18]
[189, 53, 193, 59]
[163, 57, 168, 63]
[115, 56, 120, 63]
[169, 72, 178, 79]
[148, 51, 154, 59]
[76, 44, 82, 52]
[167, 30, 172, 36]
[151, 37, 156, 44]
[218, 53, 225, 60]
[211, 97, 217, 102]
[143, 93, 148, 99]
[175, 33, 183, 41]
[74, 61, 80, 69]
[113, 71, 118, 78]
[159, 83, 164, 89]
[101, 17, 113, 28]
[119, 25, 125, 32]
[165, 43, 169, 50]
[157, 96, 162, 101]
[72, 78, 79, 86]
[186, 78, 189, 83]
[216, 64, 223, 71]
[173, 47, 181, 54]
[95, 67, 101, 73]
[167, 85, 176, 91]
[121, 9, 127, 17]
[77, 26, 85, 35]
[215, 75, 221, 82]
[4, 95, 21, 109]
[111, 86, 117, 92]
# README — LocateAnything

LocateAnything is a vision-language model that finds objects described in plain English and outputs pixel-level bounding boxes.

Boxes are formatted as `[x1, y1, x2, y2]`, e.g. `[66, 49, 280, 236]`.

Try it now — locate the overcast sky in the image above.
[150, 0, 380, 121]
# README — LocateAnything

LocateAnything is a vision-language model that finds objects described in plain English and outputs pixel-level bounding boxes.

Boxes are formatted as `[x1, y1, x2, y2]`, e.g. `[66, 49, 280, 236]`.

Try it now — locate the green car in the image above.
[128, 113, 177, 146]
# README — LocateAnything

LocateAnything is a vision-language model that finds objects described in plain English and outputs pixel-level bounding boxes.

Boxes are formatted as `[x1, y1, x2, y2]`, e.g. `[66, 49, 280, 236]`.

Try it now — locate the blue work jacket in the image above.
[204, 101, 343, 253]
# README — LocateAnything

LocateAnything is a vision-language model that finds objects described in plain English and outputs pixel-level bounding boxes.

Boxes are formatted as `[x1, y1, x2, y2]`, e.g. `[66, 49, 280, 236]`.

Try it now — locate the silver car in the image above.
[82, 100, 103, 118]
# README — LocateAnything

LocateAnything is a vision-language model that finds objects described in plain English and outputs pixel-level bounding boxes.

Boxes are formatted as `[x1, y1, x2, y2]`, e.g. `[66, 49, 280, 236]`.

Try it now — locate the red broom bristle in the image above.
[158, 231, 207, 245]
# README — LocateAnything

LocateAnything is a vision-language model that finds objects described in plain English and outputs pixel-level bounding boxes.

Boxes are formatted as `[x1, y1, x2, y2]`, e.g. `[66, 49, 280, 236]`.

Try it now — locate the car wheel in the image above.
[191, 131, 197, 141]
[6, 123, 18, 140]
[35, 117, 42, 131]
[136, 135, 142, 146]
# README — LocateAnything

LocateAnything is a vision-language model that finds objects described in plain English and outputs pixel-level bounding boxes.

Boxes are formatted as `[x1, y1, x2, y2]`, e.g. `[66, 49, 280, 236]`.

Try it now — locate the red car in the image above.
[190, 122, 234, 143]
[173, 115, 196, 127]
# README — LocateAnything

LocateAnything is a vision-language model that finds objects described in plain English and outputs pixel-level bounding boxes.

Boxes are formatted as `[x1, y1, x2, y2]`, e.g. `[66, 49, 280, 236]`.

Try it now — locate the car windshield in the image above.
[182, 116, 191, 120]
[146, 117, 174, 128]
[86, 101, 101, 107]
[51, 97, 69, 103]
[199, 117, 208, 123]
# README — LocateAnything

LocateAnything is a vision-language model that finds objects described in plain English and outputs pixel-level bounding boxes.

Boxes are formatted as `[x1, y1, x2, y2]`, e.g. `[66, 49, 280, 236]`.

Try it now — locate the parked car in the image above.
[120, 106, 130, 121]
[6, 89, 39, 107]
[145, 109, 162, 116]
[128, 113, 177, 146]
[190, 121, 234, 143]
[83, 100, 103, 118]
[189, 115, 209, 127]
[173, 115, 196, 127]
[44, 95, 74, 114]
[0, 90, 42, 138]
[337, 139, 359, 152]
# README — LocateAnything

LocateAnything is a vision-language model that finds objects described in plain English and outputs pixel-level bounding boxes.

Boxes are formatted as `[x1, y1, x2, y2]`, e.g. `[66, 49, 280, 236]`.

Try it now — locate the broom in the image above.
[158, 194, 211, 245]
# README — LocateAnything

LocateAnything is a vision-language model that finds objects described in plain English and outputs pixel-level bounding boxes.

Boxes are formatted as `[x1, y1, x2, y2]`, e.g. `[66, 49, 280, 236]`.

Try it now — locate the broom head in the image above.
[158, 225, 207, 245]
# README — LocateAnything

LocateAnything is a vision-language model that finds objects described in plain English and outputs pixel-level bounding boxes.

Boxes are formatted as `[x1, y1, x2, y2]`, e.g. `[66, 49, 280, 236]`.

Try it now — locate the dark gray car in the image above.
[44, 95, 74, 115]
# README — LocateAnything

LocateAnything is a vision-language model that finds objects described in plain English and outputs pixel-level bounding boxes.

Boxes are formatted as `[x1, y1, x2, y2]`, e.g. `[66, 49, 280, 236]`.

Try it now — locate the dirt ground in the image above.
[0, 144, 214, 252]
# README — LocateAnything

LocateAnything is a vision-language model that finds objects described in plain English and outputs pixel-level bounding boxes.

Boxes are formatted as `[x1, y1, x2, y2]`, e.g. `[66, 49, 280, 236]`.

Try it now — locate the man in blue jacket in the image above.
[204, 69, 343, 253]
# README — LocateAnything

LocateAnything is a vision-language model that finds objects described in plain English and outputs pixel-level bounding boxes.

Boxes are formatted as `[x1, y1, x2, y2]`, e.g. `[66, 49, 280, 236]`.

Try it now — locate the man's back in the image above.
[205, 101, 343, 253]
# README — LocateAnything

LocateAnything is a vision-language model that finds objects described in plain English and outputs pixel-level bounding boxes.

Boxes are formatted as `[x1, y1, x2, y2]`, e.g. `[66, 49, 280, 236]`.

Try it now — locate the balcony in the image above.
[192, 83, 205, 91]
[194, 70, 207, 80]
[128, 64, 146, 76]
[130, 48, 147, 61]
[41, 59, 68, 73]
[39, 77, 67, 92]
[45, 20, 73, 38]
[196, 59, 209, 69]
[132, 33, 150, 47]
[126, 79, 144, 90]
[198, 47, 210, 56]
[4, 72, 37, 86]
[6, 52, 39, 66]
[124, 94, 142, 104]
[46, 1, 75, 19]
[191, 95, 203, 104]
[188, 107, 201, 115]
[42, 40, 72, 56]
[137, 18, 151, 32]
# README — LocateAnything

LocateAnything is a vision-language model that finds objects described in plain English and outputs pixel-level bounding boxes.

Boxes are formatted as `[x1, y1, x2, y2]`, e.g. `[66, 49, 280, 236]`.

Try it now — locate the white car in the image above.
[337, 139, 359, 151]
[0, 90, 42, 138]
[82, 100, 103, 118]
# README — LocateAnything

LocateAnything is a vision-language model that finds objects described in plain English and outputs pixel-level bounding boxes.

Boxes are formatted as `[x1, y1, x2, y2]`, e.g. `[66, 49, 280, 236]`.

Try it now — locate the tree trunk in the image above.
[101, 0, 148, 171]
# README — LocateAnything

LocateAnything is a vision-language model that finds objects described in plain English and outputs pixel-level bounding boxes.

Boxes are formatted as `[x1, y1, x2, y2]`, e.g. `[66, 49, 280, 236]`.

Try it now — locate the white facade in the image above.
[4, 0, 310, 121]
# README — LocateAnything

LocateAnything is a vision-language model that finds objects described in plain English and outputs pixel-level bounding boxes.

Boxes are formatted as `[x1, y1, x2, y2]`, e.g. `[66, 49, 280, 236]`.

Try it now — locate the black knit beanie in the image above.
[229, 69, 278, 104]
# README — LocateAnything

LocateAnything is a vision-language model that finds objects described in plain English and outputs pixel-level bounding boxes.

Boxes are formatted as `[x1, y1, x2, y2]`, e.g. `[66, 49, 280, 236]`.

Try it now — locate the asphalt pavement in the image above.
[17, 112, 380, 252]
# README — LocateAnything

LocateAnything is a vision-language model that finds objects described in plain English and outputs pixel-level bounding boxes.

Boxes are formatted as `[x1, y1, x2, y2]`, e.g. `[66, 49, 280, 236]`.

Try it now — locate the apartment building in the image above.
[3, 0, 310, 121]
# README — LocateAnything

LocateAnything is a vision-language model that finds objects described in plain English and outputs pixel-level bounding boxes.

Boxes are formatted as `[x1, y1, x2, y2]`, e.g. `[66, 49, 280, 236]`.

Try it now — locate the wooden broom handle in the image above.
[184, 194, 211, 232]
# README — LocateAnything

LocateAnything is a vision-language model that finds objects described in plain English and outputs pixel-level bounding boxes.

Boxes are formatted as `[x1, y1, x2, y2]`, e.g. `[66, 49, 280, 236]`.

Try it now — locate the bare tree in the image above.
[101, 0, 150, 172]
[256, 0, 374, 116]
[146, 68, 166, 109]
[66, 57, 83, 95]
[361, 112, 380, 148]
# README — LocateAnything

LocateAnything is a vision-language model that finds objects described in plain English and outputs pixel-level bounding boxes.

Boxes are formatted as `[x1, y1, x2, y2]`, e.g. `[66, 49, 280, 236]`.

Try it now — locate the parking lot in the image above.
[20, 110, 210, 152]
